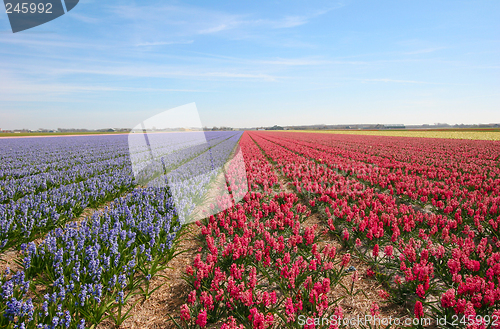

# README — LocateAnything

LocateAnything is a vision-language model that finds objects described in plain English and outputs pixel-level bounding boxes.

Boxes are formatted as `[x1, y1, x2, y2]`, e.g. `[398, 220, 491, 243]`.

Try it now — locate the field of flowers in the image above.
[1, 130, 499, 328]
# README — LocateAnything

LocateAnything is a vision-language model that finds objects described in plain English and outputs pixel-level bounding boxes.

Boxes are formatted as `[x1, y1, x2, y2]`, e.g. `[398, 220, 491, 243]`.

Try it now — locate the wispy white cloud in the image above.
[364, 78, 429, 84]
[135, 40, 194, 47]
[269, 7, 337, 29]
[260, 58, 330, 66]
[202, 72, 276, 80]
[272, 16, 309, 28]
[258, 58, 370, 66]
[109, 4, 243, 35]
[0, 85, 207, 102]
[0, 34, 106, 49]
[108, 3, 338, 41]
[24, 64, 280, 81]
[402, 47, 446, 55]
[69, 13, 100, 24]
[241, 8, 336, 30]
[0, 69, 208, 101]
[361, 78, 455, 85]
[2, 85, 206, 94]
[172, 52, 368, 66]
[471, 65, 500, 69]
[199, 24, 230, 34]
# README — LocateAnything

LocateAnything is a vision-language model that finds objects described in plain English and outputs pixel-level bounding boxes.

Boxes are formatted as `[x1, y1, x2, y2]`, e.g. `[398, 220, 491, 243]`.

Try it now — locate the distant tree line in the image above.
[203, 126, 234, 131]
[266, 125, 284, 130]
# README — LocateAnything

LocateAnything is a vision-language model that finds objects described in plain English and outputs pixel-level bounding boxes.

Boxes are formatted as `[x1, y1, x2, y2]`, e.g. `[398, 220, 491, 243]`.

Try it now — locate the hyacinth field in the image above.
[1, 131, 500, 329]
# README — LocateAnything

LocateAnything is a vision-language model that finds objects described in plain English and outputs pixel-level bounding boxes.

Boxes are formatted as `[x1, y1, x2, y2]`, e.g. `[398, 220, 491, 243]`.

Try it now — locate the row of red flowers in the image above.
[175, 133, 350, 329]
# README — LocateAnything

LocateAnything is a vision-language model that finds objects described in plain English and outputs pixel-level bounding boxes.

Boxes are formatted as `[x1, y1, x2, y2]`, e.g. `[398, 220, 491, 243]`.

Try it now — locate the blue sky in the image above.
[0, 0, 498, 129]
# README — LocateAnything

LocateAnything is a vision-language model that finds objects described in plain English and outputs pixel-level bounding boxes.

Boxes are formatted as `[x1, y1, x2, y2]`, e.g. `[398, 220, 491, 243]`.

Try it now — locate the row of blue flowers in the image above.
[1, 187, 181, 329]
